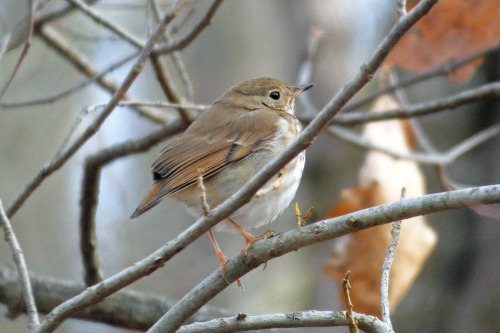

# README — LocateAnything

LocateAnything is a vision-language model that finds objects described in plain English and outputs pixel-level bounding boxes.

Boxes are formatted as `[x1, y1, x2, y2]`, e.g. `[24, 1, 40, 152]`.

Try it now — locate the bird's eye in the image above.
[269, 91, 280, 100]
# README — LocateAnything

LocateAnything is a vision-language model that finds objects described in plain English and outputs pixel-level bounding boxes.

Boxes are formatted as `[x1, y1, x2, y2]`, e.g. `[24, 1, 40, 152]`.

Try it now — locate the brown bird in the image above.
[131, 77, 313, 275]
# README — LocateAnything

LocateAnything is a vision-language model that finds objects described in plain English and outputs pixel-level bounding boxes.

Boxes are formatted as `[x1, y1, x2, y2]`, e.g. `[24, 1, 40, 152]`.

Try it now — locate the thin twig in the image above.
[0, 52, 139, 108]
[0, 201, 39, 329]
[333, 81, 500, 126]
[437, 168, 500, 222]
[343, 271, 359, 333]
[37, 25, 167, 123]
[326, 125, 442, 164]
[54, 99, 200, 159]
[154, 0, 224, 54]
[380, 187, 406, 326]
[343, 41, 500, 112]
[296, 27, 323, 116]
[151, 0, 194, 102]
[113, 100, 207, 109]
[35, 0, 100, 27]
[66, 0, 144, 48]
[0, 0, 37, 100]
[328, 122, 500, 166]
[150, 54, 190, 123]
[443, 123, 500, 163]
[149, 0, 187, 119]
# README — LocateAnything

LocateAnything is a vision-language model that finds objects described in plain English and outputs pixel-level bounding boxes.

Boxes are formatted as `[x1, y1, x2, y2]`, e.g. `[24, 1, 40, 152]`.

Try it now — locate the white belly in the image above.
[215, 150, 305, 231]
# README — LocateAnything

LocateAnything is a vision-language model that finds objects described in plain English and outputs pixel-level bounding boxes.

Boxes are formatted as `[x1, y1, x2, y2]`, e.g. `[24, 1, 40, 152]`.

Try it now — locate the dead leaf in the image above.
[323, 95, 438, 317]
[385, 0, 500, 82]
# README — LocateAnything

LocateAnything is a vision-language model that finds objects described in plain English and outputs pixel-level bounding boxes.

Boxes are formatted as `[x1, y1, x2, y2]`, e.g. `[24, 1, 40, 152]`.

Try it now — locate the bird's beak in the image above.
[288, 83, 315, 100]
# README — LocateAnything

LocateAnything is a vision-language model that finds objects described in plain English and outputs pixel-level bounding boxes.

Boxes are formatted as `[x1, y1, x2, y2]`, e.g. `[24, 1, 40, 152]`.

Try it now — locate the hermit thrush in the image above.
[131, 77, 313, 270]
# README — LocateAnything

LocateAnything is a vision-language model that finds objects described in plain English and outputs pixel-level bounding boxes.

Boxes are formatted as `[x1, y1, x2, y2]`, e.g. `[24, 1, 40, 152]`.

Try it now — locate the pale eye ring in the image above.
[269, 91, 280, 100]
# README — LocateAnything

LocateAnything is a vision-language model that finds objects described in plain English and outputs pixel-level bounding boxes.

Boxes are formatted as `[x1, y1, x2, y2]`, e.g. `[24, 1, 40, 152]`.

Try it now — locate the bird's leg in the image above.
[225, 218, 275, 256]
[207, 229, 242, 288]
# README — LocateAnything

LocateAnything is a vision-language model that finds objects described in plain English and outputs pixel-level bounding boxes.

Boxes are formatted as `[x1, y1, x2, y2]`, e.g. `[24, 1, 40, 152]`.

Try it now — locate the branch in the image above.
[0, 267, 231, 331]
[0, 51, 138, 108]
[150, 183, 500, 332]
[343, 41, 500, 111]
[178, 311, 393, 333]
[79, 119, 185, 286]
[34, 1, 100, 27]
[37, 25, 167, 123]
[326, 125, 440, 164]
[333, 81, 500, 126]
[380, 188, 406, 326]
[150, 0, 194, 121]
[154, 0, 224, 54]
[0, 201, 39, 329]
[0, 0, 36, 100]
[66, 0, 144, 48]
[327, 120, 500, 166]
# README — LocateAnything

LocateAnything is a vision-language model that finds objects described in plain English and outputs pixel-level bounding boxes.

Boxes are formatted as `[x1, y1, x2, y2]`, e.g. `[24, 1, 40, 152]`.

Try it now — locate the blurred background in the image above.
[1, 0, 500, 332]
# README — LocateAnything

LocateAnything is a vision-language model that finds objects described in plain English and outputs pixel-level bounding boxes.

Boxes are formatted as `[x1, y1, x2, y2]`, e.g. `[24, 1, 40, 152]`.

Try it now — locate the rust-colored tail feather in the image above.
[130, 182, 163, 218]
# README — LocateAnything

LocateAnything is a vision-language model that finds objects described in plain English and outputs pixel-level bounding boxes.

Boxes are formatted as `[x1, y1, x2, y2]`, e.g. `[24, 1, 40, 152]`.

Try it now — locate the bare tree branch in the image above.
[343, 41, 500, 112]
[35, 1, 100, 27]
[0, 0, 37, 100]
[154, 0, 224, 54]
[178, 310, 393, 333]
[37, 25, 167, 123]
[328, 122, 500, 176]
[150, 0, 194, 121]
[380, 188, 406, 327]
[0, 201, 39, 329]
[0, 51, 139, 108]
[80, 119, 185, 286]
[0, 267, 231, 331]
[333, 81, 500, 126]
[66, 0, 145, 48]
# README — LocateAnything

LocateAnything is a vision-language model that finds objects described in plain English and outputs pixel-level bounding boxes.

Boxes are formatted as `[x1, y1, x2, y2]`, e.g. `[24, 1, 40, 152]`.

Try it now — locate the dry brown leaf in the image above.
[323, 95, 438, 317]
[385, 0, 500, 82]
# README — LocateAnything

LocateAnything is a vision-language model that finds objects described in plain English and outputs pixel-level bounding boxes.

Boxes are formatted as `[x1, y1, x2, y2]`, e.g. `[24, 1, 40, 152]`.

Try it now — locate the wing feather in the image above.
[138, 107, 280, 213]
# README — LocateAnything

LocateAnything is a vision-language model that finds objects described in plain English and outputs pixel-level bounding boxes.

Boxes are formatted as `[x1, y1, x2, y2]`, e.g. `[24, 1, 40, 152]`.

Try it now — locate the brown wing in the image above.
[131, 107, 279, 218]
